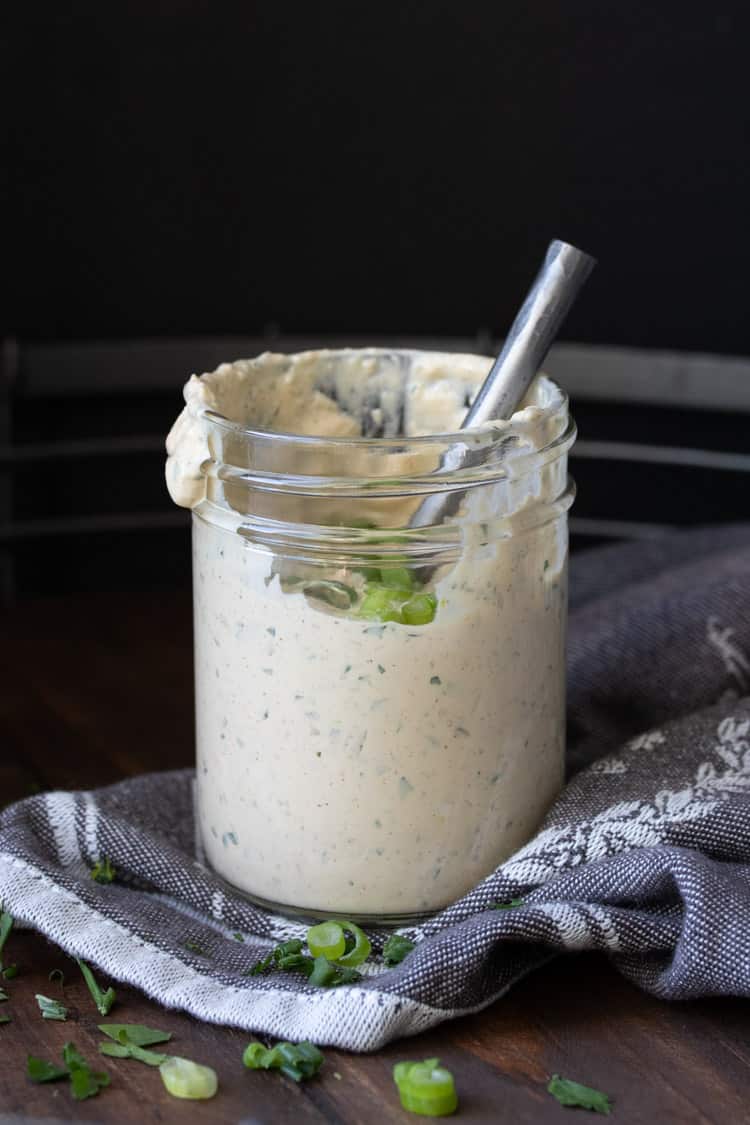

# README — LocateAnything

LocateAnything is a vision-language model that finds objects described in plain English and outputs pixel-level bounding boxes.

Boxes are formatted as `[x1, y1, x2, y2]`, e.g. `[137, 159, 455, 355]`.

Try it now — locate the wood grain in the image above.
[2, 591, 749, 1123]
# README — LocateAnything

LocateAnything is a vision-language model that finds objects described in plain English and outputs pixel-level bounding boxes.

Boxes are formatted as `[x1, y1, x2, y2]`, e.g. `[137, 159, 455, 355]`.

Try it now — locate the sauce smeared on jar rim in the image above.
[166, 348, 565, 510]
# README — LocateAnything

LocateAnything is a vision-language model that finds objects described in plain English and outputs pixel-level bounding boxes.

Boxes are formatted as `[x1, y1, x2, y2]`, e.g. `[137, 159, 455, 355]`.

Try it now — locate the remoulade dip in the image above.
[166, 348, 575, 921]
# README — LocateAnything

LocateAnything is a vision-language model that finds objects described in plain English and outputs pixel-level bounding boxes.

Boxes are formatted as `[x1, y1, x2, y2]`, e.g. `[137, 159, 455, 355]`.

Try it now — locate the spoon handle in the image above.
[463, 239, 596, 427]
[408, 239, 595, 531]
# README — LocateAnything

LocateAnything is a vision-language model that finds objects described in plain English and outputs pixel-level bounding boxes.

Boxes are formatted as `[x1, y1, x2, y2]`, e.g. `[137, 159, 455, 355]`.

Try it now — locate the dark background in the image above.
[3, 2, 750, 601]
[7, 2, 750, 350]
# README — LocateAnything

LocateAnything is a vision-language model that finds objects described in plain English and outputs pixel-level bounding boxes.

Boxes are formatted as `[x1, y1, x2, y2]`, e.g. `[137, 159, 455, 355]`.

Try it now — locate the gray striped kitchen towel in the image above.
[2, 523, 750, 1050]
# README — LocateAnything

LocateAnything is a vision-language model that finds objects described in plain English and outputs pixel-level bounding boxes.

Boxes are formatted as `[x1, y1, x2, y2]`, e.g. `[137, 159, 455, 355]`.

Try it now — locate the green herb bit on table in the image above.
[159, 1056, 218, 1100]
[91, 856, 116, 884]
[0, 1012, 11, 1025]
[243, 1039, 324, 1082]
[247, 950, 275, 975]
[547, 1074, 613, 1115]
[382, 933, 416, 966]
[28, 1043, 111, 1101]
[99, 1024, 171, 1066]
[393, 1058, 458, 1117]
[0, 906, 18, 980]
[307, 955, 361, 988]
[64, 1043, 111, 1101]
[99, 1022, 172, 1047]
[76, 958, 116, 1016]
[35, 994, 68, 1021]
[492, 897, 524, 910]
[0, 987, 8, 1001]
[183, 940, 210, 957]
[27, 1056, 70, 1084]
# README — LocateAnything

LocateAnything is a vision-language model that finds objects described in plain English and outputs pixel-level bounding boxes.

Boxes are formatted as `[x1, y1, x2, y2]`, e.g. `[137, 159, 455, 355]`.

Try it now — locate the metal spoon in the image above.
[410, 239, 596, 528]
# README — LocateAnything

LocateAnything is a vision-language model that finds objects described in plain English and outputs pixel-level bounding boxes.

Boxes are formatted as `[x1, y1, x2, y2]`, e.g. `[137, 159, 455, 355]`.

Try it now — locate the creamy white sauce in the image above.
[167, 350, 570, 918]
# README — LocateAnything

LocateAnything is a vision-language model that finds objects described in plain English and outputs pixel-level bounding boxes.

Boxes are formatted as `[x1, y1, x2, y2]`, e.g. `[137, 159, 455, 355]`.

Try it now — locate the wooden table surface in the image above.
[2, 591, 749, 1124]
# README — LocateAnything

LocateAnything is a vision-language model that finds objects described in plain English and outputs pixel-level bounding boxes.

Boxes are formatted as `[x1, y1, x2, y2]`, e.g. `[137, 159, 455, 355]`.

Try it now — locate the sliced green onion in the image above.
[401, 592, 437, 626]
[35, 994, 68, 1021]
[336, 921, 371, 968]
[275, 938, 304, 958]
[393, 1058, 458, 1116]
[355, 564, 383, 582]
[358, 581, 436, 626]
[242, 1042, 270, 1069]
[76, 959, 116, 1016]
[159, 1056, 218, 1100]
[243, 1039, 323, 1082]
[306, 921, 346, 961]
[358, 584, 412, 623]
[380, 566, 415, 591]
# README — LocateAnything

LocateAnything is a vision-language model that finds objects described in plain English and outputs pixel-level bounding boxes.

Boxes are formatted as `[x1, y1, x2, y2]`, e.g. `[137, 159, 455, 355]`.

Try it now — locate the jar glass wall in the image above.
[183, 349, 575, 923]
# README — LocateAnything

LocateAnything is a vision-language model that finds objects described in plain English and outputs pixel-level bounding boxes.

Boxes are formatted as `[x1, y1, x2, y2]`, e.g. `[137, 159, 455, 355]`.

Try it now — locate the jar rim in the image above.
[193, 348, 570, 452]
[169, 349, 575, 508]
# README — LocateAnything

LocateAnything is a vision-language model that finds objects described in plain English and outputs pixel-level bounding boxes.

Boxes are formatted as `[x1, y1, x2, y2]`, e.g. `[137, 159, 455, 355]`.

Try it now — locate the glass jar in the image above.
[185, 349, 575, 923]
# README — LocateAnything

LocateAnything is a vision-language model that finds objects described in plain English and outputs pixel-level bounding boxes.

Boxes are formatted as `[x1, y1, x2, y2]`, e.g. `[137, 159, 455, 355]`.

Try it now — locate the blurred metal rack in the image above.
[2, 335, 749, 603]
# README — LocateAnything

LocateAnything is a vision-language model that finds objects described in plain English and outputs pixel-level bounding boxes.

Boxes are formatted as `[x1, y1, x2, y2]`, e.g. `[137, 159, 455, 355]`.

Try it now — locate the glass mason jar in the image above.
[185, 349, 575, 923]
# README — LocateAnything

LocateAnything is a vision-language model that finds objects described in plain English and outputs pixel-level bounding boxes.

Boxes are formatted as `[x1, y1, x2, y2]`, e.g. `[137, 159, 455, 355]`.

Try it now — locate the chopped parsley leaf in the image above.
[183, 940, 209, 957]
[246, 951, 274, 976]
[27, 1056, 69, 1083]
[547, 1074, 613, 1115]
[28, 1043, 110, 1101]
[90, 857, 116, 884]
[492, 897, 524, 910]
[0, 906, 18, 980]
[382, 934, 415, 966]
